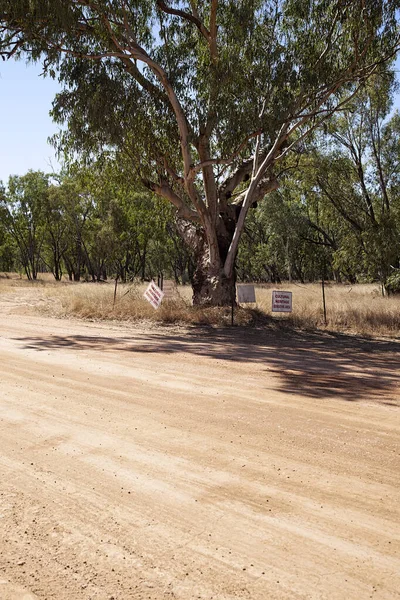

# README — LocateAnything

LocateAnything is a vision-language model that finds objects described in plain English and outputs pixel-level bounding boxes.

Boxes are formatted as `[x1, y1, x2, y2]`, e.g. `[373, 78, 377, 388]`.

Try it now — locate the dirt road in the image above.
[0, 291, 399, 599]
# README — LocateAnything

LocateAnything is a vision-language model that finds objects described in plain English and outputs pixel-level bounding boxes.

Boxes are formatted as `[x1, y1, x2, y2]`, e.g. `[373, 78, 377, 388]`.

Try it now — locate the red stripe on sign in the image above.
[147, 291, 160, 304]
[145, 293, 159, 309]
[145, 290, 157, 302]
[150, 284, 162, 298]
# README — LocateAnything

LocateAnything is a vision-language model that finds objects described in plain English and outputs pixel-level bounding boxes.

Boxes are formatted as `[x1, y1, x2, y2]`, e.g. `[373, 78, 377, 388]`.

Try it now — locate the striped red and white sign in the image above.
[143, 281, 165, 310]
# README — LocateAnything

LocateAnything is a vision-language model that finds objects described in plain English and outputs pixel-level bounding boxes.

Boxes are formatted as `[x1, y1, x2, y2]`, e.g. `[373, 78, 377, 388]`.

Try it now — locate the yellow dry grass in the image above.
[254, 282, 400, 336]
[0, 272, 63, 287]
[40, 281, 247, 326]
[1, 274, 399, 336]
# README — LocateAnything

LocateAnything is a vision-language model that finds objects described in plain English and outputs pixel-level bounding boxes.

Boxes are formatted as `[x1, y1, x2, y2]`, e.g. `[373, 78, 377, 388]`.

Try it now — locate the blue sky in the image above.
[0, 60, 61, 183]
[1, 56, 400, 184]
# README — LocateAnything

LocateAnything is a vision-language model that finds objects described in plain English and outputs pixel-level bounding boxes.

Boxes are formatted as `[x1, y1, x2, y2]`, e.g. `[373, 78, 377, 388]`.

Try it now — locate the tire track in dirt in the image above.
[0, 310, 400, 599]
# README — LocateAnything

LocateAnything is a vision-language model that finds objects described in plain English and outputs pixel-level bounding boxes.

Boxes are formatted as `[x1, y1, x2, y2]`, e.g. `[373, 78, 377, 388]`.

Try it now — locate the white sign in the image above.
[237, 284, 256, 303]
[144, 280, 164, 309]
[272, 290, 292, 312]
[162, 279, 178, 299]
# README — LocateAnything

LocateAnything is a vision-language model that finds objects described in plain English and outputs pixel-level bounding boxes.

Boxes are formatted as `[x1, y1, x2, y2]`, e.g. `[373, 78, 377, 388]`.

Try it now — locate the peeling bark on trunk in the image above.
[176, 212, 237, 306]
[191, 240, 235, 306]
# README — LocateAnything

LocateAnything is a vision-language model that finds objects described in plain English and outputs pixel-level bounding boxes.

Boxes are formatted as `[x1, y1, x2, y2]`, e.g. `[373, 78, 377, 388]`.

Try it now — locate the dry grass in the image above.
[0, 272, 65, 288]
[43, 279, 400, 335]
[1, 274, 400, 336]
[40, 281, 255, 327]
[255, 282, 400, 336]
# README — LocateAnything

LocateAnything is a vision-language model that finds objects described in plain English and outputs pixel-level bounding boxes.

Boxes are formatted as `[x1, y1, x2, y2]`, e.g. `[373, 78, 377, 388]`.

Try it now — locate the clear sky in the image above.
[0, 59, 62, 183]
[1, 55, 400, 185]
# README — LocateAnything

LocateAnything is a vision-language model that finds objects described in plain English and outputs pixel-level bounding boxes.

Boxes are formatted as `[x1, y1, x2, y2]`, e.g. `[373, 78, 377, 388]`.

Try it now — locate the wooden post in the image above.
[231, 283, 235, 326]
[113, 275, 119, 309]
[321, 258, 327, 325]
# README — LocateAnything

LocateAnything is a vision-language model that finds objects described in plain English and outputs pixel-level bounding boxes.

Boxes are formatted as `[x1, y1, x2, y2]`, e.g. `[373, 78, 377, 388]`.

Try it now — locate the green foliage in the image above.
[1, 2, 400, 303]
[237, 186, 331, 283]
[385, 271, 400, 295]
[1, 1, 398, 203]
[236, 70, 400, 286]
[0, 171, 49, 279]
[0, 163, 193, 283]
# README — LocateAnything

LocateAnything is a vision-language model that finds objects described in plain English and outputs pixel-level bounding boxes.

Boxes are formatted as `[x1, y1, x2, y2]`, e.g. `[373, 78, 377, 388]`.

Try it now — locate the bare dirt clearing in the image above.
[0, 287, 399, 599]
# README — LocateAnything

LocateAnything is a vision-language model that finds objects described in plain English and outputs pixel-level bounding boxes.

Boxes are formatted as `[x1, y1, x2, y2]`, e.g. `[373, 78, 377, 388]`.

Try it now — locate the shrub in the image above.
[385, 272, 400, 296]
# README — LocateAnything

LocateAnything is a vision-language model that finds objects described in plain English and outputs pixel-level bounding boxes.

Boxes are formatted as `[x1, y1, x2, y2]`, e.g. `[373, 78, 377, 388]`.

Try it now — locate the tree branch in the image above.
[223, 130, 289, 279]
[191, 130, 261, 175]
[316, 177, 363, 233]
[156, 0, 210, 43]
[209, 0, 218, 61]
[142, 179, 199, 223]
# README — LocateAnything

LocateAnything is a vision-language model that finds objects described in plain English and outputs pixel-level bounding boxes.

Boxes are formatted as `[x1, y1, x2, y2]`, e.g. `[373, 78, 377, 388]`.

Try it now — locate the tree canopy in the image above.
[1, 0, 399, 303]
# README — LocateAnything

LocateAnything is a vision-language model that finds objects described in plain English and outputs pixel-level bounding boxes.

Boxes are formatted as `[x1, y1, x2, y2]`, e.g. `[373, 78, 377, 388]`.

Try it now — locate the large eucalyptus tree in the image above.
[1, 0, 399, 303]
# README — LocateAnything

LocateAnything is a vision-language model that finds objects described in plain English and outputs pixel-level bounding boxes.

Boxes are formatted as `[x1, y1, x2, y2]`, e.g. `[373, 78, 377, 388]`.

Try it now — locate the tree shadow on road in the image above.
[14, 326, 400, 404]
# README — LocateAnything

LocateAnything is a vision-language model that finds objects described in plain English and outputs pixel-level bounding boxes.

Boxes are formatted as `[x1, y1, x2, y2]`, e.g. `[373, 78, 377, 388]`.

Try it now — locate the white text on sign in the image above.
[144, 281, 164, 310]
[272, 290, 292, 313]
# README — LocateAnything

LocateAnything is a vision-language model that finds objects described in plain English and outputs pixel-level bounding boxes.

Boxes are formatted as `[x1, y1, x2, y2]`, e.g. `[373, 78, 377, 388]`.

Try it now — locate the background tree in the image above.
[62, 161, 191, 283]
[298, 74, 400, 289]
[42, 183, 69, 281]
[238, 71, 400, 290]
[0, 183, 17, 272]
[0, 171, 49, 280]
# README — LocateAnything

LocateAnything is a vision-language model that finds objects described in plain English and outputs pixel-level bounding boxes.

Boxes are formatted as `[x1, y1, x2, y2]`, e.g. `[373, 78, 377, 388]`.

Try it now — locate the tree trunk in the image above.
[191, 250, 235, 306]
[177, 214, 236, 306]
[53, 250, 62, 281]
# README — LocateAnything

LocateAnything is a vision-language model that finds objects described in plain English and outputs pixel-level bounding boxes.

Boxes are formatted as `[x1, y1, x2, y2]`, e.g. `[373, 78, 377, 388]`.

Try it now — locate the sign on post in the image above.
[162, 279, 178, 300]
[272, 290, 292, 312]
[144, 280, 164, 309]
[237, 284, 256, 303]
